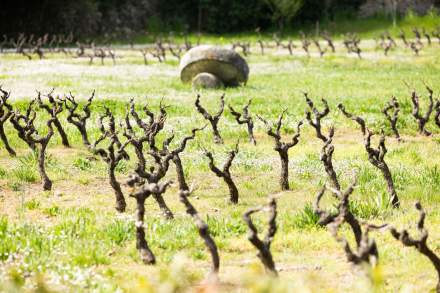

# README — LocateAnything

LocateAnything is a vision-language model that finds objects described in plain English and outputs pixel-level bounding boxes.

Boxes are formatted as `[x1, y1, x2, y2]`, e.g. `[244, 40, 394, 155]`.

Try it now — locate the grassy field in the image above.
[1, 28, 440, 292]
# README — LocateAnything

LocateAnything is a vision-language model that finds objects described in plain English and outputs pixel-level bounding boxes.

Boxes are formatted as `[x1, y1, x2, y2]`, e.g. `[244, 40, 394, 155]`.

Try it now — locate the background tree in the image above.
[261, 0, 304, 31]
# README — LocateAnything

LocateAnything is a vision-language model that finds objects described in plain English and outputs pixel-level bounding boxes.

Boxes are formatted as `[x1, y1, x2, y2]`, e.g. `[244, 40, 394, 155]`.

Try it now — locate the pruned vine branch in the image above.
[338, 104, 399, 208]
[62, 90, 95, 146]
[91, 107, 130, 212]
[390, 202, 440, 293]
[409, 84, 434, 136]
[0, 87, 16, 156]
[243, 197, 278, 276]
[179, 187, 220, 276]
[159, 125, 206, 191]
[304, 92, 330, 142]
[257, 111, 302, 190]
[36, 90, 70, 147]
[195, 94, 224, 144]
[127, 178, 173, 264]
[314, 173, 363, 247]
[10, 100, 62, 190]
[203, 142, 239, 204]
[228, 99, 256, 145]
[382, 96, 401, 141]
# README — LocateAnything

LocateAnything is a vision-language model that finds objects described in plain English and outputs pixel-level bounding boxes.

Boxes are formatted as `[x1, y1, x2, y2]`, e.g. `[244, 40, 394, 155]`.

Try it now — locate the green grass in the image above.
[1, 23, 440, 292]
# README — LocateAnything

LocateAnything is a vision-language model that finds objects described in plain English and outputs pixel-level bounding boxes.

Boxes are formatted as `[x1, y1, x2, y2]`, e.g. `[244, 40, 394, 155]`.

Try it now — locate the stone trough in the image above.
[179, 45, 249, 89]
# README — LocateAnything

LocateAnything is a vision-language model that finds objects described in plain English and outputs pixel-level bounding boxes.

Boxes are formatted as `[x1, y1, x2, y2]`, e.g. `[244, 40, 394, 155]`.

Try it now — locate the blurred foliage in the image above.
[1, 0, 384, 37]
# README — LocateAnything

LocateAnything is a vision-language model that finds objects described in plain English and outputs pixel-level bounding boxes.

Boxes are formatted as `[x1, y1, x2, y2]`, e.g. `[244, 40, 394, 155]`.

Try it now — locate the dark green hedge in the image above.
[0, 0, 370, 37]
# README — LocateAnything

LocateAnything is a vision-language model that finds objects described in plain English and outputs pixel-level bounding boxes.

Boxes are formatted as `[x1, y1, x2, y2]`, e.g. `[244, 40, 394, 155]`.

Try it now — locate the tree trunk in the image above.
[225, 176, 239, 204]
[135, 196, 156, 264]
[247, 123, 256, 145]
[279, 151, 289, 190]
[324, 163, 340, 191]
[344, 211, 362, 247]
[38, 146, 52, 191]
[109, 164, 126, 212]
[212, 127, 223, 144]
[0, 124, 16, 156]
[79, 125, 90, 146]
[53, 119, 70, 147]
[152, 193, 174, 220]
[173, 155, 189, 191]
[381, 165, 400, 208]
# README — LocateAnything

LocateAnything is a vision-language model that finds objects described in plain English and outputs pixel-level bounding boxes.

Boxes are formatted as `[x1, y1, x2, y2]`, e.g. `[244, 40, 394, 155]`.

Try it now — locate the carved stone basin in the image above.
[179, 45, 249, 88]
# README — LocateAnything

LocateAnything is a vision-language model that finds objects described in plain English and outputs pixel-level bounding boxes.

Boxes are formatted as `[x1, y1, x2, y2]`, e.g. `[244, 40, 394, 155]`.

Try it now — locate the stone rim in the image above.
[179, 46, 249, 86]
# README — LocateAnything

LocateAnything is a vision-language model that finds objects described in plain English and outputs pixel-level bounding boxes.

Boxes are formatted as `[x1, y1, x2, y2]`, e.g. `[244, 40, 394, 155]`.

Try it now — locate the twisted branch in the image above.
[195, 94, 224, 144]
[36, 90, 70, 147]
[62, 90, 95, 146]
[304, 93, 330, 142]
[127, 178, 173, 264]
[179, 188, 220, 276]
[90, 108, 130, 212]
[390, 202, 440, 293]
[228, 99, 256, 145]
[0, 87, 16, 156]
[203, 142, 239, 204]
[382, 96, 401, 141]
[243, 197, 278, 276]
[338, 104, 399, 208]
[409, 84, 434, 136]
[257, 111, 303, 190]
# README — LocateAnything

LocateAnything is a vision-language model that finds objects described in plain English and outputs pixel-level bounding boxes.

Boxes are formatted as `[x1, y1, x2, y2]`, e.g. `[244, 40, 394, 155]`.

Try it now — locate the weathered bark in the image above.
[11, 100, 60, 190]
[243, 198, 278, 276]
[152, 193, 174, 220]
[382, 96, 401, 141]
[258, 111, 302, 191]
[195, 94, 224, 144]
[128, 179, 173, 264]
[135, 196, 155, 264]
[173, 155, 189, 191]
[435, 100, 440, 129]
[399, 30, 409, 47]
[228, 99, 256, 145]
[123, 100, 203, 219]
[409, 85, 433, 136]
[299, 31, 311, 57]
[313, 39, 326, 57]
[0, 88, 16, 156]
[179, 189, 219, 276]
[140, 49, 148, 65]
[315, 180, 381, 265]
[320, 128, 340, 191]
[315, 128, 363, 246]
[365, 131, 400, 208]
[304, 93, 330, 143]
[279, 151, 289, 191]
[339, 104, 399, 208]
[204, 143, 239, 204]
[52, 118, 70, 147]
[343, 33, 362, 58]
[38, 144, 52, 191]
[63, 91, 95, 146]
[36, 91, 70, 147]
[91, 108, 130, 212]
[390, 202, 440, 293]
[9, 101, 37, 151]
[0, 124, 15, 156]
[224, 176, 239, 204]
[109, 163, 126, 213]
